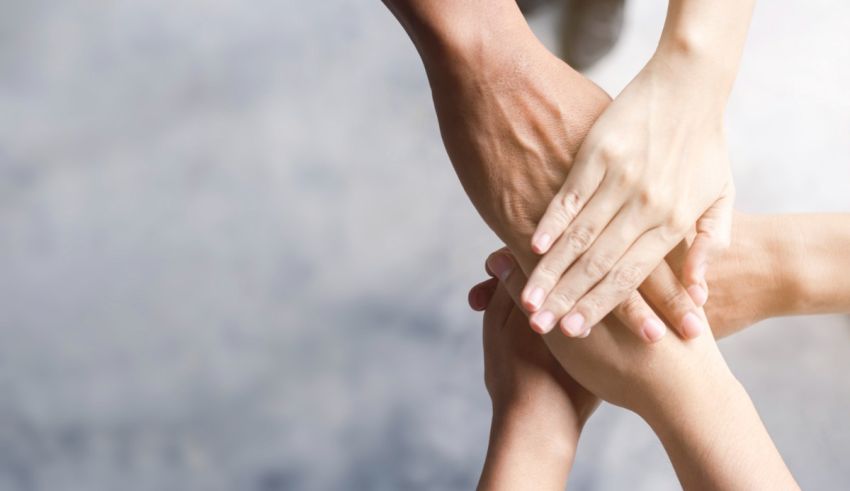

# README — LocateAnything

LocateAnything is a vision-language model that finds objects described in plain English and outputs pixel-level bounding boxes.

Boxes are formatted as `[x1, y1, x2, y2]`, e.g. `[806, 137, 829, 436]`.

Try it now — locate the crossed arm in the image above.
[473, 211, 850, 490]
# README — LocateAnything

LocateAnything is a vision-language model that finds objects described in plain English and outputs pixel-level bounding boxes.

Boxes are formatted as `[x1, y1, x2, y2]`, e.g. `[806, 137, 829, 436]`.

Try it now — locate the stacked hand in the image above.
[524, 57, 736, 338]
[421, 7, 709, 344]
[471, 245, 798, 490]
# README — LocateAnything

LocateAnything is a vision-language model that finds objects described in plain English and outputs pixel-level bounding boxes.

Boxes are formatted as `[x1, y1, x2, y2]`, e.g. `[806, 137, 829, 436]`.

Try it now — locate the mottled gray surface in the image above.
[0, 1, 848, 490]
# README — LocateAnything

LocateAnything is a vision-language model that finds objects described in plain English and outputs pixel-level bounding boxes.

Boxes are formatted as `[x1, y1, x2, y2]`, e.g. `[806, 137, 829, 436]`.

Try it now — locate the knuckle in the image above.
[635, 186, 664, 212]
[597, 141, 625, 163]
[579, 296, 604, 319]
[584, 253, 615, 278]
[559, 191, 581, 220]
[613, 168, 638, 188]
[619, 292, 645, 318]
[548, 289, 576, 310]
[612, 264, 643, 291]
[535, 262, 560, 281]
[565, 226, 593, 253]
[665, 211, 691, 234]
[661, 288, 689, 313]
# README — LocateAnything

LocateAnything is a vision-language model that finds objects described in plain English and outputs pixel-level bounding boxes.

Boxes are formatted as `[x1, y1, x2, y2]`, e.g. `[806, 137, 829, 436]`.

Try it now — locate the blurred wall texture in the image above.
[1, 1, 849, 490]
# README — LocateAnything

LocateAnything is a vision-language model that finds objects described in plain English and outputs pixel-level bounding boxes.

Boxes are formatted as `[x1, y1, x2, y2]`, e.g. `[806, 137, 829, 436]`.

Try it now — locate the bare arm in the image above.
[478, 253, 798, 490]
[472, 276, 596, 491]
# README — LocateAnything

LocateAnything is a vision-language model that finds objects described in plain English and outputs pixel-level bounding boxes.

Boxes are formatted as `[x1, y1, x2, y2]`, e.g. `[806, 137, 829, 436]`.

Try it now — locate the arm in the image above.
[480, 253, 798, 490]
[764, 214, 850, 315]
[479, 389, 577, 491]
[642, 361, 796, 490]
[523, 0, 757, 339]
[382, 0, 706, 343]
[471, 270, 597, 491]
[696, 213, 850, 335]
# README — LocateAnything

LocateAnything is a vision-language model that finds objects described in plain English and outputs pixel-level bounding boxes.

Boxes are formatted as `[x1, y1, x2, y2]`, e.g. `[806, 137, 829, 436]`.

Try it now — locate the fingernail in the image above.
[561, 313, 585, 337]
[533, 233, 551, 253]
[487, 254, 513, 282]
[578, 326, 593, 338]
[681, 312, 704, 339]
[641, 318, 666, 343]
[526, 287, 544, 310]
[531, 310, 556, 333]
[687, 284, 708, 307]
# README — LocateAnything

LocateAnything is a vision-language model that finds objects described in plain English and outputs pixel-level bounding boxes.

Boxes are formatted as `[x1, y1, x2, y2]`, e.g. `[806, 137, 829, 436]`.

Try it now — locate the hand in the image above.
[479, 249, 724, 412]
[524, 55, 735, 340]
[470, 250, 597, 491]
[476, 250, 797, 490]
[423, 11, 703, 344]
[470, 250, 598, 422]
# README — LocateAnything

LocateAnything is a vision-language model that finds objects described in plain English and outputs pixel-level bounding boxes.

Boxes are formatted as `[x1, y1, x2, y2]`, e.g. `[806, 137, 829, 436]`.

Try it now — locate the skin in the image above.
[526, 0, 756, 339]
[379, 0, 843, 486]
[472, 214, 850, 489]
[382, 0, 707, 343]
[472, 226, 817, 489]
[475, 276, 597, 490]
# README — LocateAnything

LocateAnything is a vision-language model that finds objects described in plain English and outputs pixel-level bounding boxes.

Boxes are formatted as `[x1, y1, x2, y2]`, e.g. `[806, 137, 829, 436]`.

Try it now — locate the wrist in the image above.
[490, 402, 580, 463]
[703, 213, 788, 334]
[630, 344, 735, 424]
[480, 405, 577, 490]
[642, 51, 731, 117]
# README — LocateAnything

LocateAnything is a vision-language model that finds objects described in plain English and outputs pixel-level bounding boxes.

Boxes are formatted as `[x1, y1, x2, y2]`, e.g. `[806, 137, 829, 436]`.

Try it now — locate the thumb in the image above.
[683, 182, 735, 306]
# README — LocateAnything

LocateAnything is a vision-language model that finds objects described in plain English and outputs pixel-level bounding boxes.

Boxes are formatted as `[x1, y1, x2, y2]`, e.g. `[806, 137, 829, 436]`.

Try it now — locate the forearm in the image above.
[641, 365, 798, 490]
[479, 405, 578, 491]
[381, 0, 530, 70]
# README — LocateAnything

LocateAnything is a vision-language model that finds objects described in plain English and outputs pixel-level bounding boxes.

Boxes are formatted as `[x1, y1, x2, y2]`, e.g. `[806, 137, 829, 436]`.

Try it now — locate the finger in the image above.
[468, 277, 499, 311]
[489, 253, 530, 315]
[611, 290, 667, 343]
[484, 246, 511, 277]
[682, 184, 734, 305]
[530, 162, 606, 254]
[522, 182, 626, 314]
[641, 257, 708, 340]
[558, 225, 685, 337]
[485, 251, 532, 317]
[529, 200, 649, 334]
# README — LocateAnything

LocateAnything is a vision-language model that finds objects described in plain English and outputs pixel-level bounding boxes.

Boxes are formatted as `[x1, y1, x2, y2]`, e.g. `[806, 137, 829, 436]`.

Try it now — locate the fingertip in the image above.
[530, 310, 556, 334]
[560, 312, 586, 337]
[486, 253, 514, 282]
[468, 286, 485, 311]
[523, 286, 544, 312]
[681, 312, 705, 339]
[468, 278, 498, 311]
[531, 232, 552, 255]
[640, 317, 666, 343]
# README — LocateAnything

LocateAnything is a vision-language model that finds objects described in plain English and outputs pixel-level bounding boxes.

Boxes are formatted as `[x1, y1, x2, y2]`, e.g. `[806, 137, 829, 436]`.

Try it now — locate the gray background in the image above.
[1, 1, 849, 490]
